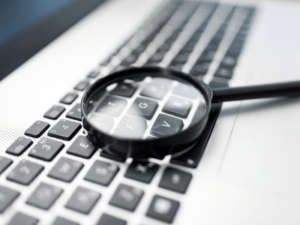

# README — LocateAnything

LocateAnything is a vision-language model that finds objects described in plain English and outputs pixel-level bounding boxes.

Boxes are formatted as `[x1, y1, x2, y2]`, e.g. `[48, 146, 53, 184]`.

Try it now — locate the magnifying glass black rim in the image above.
[81, 67, 213, 159]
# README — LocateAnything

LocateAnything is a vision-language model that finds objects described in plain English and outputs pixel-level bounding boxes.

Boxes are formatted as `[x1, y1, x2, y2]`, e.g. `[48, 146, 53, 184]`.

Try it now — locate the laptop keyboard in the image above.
[1, 1, 256, 224]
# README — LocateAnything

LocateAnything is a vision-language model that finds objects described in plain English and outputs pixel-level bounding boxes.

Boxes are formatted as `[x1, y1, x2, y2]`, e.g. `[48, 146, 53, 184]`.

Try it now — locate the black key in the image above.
[97, 213, 127, 225]
[48, 119, 81, 141]
[52, 216, 79, 225]
[65, 186, 101, 214]
[6, 137, 33, 156]
[159, 167, 192, 193]
[109, 183, 144, 212]
[146, 195, 179, 223]
[0, 156, 13, 174]
[128, 97, 158, 120]
[67, 135, 96, 159]
[151, 114, 183, 138]
[89, 114, 115, 133]
[140, 83, 169, 100]
[214, 67, 233, 79]
[100, 151, 126, 162]
[96, 96, 127, 117]
[221, 55, 237, 68]
[172, 83, 198, 99]
[29, 138, 64, 161]
[25, 120, 50, 138]
[87, 71, 100, 79]
[7, 160, 44, 185]
[125, 161, 159, 184]
[60, 93, 78, 105]
[110, 83, 137, 98]
[8, 212, 39, 225]
[44, 105, 65, 120]
[0, 185, 20, 213]
[114, 115, 147, 139]
[84, 160, 119, 186]
[74, 81, 89, 91]
[48, 157, 83, 182]
[66, 103, 82, 121]
[26, 182, 63, 210]
[162, 96, 192, 118]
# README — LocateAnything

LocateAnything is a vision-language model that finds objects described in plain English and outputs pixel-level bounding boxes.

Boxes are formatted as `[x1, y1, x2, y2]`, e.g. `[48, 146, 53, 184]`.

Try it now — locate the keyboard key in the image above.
[110, 83, 137, 98]
[97, 213, 127, 225]
[151, 114, 183, 138]
[67, 135, 96, 159]
[114, 115, 147, 139]
[7, 160, 44, 185]
[66, 103, 82, 121]
[8, 212, 39, 225]
[0, 185, 20, 213]
[172, 83, 198, 99]
[74, 81, 89, 91]
[89, 114, 115, 133]
[121, 54, 138, 66]
[87, 71, 100, 79]
[48, 119, 81, 141]
[96, 96, 127, 117]
[26, 182, 63, 210]
[147, 52, 164, 64]
[140, 83, 169, 100]
[128, 97, 158, 120]
[84, 160, 119, 186]
[6, 137, 33, 156]
[162, 96, 192, 118]
[190, 62, 210, 76]
[146, 195, 180, 223]
[0, 156, 13, 174]
[100, 151, 126, 162]
[109, 183, 144, 212]
[159, 167, 192, 193]
[124, 161, 159, 184]
[52, 217, 79, 225]
[44, 105, 65, 120]
[60, 93, 78, 105]
[29, 138, 64, 161]
[65, 186, 101, 214]
[214, 67, 233, 79]
[221, 55, 237, 68]
[25, 120, 50, 138]
[48, 157, 83, 182]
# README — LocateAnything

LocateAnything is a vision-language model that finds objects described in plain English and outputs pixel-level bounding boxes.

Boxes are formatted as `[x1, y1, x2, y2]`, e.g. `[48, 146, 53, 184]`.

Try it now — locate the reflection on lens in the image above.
[87, 76, 206, 140]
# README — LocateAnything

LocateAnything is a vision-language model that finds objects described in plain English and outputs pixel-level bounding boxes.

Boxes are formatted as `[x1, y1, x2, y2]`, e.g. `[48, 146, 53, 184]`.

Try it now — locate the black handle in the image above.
[211, 80, 300, 103]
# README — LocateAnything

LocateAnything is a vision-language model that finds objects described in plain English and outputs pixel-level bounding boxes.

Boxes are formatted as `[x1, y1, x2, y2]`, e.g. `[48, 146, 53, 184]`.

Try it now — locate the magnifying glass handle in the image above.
[211, 80, 300, 103]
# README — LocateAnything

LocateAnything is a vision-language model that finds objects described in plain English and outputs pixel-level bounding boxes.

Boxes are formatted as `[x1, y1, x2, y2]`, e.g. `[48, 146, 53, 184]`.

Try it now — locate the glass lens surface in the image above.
[86, 75, 207, 140]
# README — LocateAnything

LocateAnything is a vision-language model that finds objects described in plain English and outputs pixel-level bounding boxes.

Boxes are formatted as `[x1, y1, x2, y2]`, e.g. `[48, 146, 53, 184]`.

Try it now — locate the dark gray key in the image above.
[97, 213, 127, 225]
[6, 137, 33, 156]
[110, 83, 137, 98]
[87, 71, 100, 79]
[128, 97, 158, 120]
[60, 93, 78, 105]
[7, 212, 39, 225]
[159, 167, 192, 193]
[146, 195, 180, 223]
[74, 81, 89, 91]
[7, 160, 44, 185]
[67, 136, 96, 159]
[84, 160, 119, 186]
[124, 161, 159, 184]
[0, 156, 13, 174]
[109, 183, 144, 212]
[162, 96, 192, 118]
[44, 105, 65, 120]
[151, 114, 183, 138]
[29, 138, 64, 161]
[89, 114, 115, 133]
[66, 104, 82, 121]
[25, 120, 50, 138]
[48, 157, 83, 182]
[26, 182, 63, 210]
[140, 83, 169, 100]
[96, 96, 127, 117]
[221, 55, 237, 68]
[114, 115, 147, 139]
[214, 67, 233, 79]
[52, 217, 79, 225]
[0, 185, 20, 213]
[172, 83, 198, 99]
[48, 119, 81, 141]
[65, 186, 101, 214]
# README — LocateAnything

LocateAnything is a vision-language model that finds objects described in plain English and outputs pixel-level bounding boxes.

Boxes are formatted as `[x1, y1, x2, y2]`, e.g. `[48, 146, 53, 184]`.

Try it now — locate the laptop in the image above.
[1, 0, 300, 224]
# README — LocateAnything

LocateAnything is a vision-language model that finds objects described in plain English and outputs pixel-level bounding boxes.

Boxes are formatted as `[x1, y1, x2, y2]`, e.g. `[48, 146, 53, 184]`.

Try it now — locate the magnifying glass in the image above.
[81, 67, 300, 159]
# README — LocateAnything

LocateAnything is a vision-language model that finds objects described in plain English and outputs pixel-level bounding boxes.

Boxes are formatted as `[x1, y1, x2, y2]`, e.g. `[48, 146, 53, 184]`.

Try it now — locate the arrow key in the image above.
[151, 114, 183, 138]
